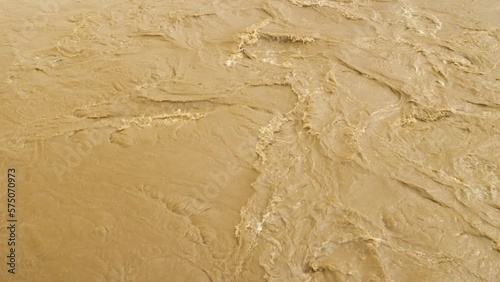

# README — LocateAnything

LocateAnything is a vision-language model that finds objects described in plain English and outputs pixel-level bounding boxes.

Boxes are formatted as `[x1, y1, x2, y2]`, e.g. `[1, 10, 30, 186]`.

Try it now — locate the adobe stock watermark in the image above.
[51, 129, 107, 182]
[9, 0, 70, 46]
[189, 138, 257, 213]
[8, 0, 71, 98]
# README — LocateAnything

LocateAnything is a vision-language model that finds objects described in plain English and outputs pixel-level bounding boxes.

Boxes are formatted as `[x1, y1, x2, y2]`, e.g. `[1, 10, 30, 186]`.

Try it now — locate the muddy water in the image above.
[0, 0, 499, 281]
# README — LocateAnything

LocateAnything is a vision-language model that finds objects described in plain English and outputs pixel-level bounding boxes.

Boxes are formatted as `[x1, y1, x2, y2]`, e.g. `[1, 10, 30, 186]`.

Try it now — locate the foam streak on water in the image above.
[0, 0, 499, 281]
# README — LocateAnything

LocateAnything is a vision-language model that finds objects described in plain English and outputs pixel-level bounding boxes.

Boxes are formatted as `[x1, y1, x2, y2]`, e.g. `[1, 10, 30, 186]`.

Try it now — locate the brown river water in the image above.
[0, 0, 499, 281]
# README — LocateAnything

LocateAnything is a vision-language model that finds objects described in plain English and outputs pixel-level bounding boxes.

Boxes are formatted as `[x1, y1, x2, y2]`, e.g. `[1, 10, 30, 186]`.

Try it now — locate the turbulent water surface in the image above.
[1, 0, 499, 281]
